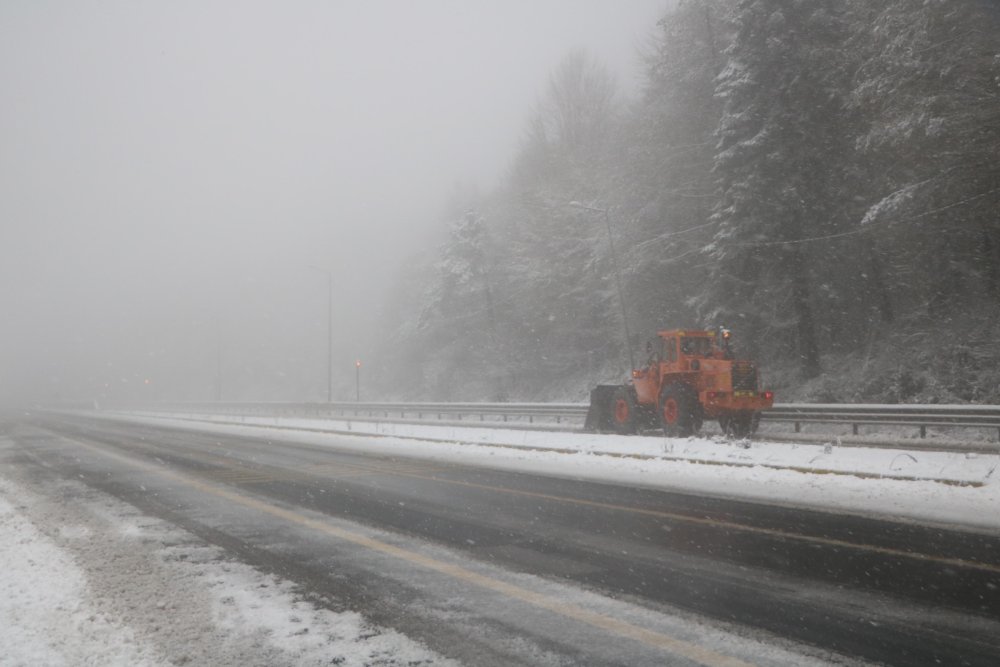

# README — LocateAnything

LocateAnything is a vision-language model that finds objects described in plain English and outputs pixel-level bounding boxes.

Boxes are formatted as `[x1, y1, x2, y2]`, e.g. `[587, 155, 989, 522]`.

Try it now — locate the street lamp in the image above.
[216, 337, 223, 401]
[568, 201, 637, 372]
[308, 266, 333, 403]
[355, 359, 361, 402]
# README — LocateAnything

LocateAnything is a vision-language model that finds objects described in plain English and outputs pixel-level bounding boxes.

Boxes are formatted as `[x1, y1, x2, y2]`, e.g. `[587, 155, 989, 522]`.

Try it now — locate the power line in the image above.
[730, 186, 1000, 249]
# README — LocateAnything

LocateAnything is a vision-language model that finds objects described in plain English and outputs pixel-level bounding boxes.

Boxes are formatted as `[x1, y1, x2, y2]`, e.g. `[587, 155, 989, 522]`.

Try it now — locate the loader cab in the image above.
[646, 335, 702, 367]
[656, 330, 715, 370]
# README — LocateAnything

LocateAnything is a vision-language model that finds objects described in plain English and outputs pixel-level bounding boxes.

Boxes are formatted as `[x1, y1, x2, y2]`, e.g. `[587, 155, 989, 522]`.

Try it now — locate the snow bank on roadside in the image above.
[98, 411, 1000, 532]
[0, 471, 454, 667]
[0, 491, 159, 666]
[120, 411, 1000, 484]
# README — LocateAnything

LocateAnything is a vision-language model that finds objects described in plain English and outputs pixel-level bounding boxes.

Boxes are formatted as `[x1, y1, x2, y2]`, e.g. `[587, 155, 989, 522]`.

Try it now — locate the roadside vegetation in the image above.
[372, 0, 1000, 404]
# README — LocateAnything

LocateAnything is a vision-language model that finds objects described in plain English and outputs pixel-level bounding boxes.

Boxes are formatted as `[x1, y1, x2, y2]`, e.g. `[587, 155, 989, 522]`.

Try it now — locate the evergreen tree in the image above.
[849, 0, 1000, 316]
[708, 0, 851, 378]
[501, 51, 628, 387]
[416, 208, 506, 399]
[624, 0, 730, 335]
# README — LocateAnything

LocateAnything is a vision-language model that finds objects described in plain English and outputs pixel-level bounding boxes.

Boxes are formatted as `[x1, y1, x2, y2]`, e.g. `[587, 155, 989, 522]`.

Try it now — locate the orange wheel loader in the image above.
[584, 328, 774, 438]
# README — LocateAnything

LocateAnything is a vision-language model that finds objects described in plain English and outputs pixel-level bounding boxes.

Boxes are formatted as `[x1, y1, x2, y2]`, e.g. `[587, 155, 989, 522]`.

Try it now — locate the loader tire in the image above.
[611, 386, 638, 435]
[659, 384, 696, 437]
[721, 412, 755, 439]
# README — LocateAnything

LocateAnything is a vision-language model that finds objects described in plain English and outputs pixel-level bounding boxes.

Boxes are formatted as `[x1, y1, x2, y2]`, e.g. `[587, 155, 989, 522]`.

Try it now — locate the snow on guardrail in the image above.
[96, 400, 1000, 446]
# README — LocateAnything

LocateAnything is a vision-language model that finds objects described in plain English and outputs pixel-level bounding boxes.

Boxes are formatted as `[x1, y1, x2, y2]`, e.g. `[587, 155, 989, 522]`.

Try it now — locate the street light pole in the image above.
[216, 337, 223, 401]
[569, 201, 637, 372]
[308, 266, 333, 403]
[355, 360, 361, 402]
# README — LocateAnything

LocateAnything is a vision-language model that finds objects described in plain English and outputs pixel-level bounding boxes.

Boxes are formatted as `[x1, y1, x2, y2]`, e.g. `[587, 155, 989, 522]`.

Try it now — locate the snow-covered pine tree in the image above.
[499, 51, 629, 388]
[415, 208, 506, 399]
[849, 0, 1000, 316]
[707, 0, 851, 378]
[624, 0, 731, 335]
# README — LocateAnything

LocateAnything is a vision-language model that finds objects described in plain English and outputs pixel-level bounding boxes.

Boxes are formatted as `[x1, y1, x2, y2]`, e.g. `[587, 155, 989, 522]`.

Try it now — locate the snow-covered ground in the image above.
[4, 409, 994, 664]
[0, 471, 453, 666]
[101, 410, 1000, 532]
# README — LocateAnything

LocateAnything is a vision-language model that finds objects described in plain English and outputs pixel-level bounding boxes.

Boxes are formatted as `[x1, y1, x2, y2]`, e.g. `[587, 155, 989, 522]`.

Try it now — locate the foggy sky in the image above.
[0, 0, 667, 405]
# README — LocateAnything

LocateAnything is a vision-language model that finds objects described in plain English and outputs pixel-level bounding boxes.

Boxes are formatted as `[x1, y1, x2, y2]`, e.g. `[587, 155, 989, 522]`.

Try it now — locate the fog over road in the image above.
[3, 413, 998, 666]
[0, 1, 665, 406]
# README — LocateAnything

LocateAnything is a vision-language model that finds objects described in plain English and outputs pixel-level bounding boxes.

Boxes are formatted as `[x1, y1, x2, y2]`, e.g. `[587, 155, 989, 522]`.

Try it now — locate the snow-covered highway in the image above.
[2, 411, 998, 666]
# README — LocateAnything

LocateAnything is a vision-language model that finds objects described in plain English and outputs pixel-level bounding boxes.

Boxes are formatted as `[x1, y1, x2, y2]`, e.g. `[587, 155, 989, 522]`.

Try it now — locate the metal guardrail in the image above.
[136, 401, 587, 425]
[765, 403, 1000, 440]
[114, 400, 1000, 441]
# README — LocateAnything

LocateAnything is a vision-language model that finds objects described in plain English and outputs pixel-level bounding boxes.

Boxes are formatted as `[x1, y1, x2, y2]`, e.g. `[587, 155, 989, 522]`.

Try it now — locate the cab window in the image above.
[680, 337, 712, 356]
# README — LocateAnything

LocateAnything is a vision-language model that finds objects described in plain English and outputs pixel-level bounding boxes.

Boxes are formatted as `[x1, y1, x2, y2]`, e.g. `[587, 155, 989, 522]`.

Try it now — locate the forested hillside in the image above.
[371, 0, 1000, 404]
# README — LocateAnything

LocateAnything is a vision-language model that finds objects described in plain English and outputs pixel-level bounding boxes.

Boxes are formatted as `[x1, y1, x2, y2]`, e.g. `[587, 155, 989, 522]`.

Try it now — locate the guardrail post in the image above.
[795, 422, 801, 433]
[852, 423, 858, 436]
[920, 425, 927, 438]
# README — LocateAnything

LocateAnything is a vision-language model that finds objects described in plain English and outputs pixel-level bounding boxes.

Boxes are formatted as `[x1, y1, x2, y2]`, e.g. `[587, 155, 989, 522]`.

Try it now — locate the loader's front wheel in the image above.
[611, 386, 638, 435]
[659, 384, 696, 437]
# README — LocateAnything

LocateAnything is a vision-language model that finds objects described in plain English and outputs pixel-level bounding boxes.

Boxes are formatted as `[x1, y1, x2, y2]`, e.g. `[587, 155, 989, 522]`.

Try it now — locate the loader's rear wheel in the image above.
[611, 386, 638, 435]
[720, 412, 755, 439]
[659, 384, 696, 437]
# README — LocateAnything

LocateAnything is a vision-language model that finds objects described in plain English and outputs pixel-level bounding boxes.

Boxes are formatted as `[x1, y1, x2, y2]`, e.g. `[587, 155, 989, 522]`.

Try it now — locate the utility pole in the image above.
[568, 201, 637, 372]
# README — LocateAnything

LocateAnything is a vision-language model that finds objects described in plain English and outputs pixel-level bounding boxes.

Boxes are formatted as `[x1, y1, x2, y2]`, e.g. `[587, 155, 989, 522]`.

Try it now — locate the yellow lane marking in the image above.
[203, 460, 440, 485]
[211, 470, 390, 484]
[210, 471, 298, 484]
[56, 434, 756, 667]
[88, 435, 443, 485]
[390, 473, 1000, 576]
[307, 461, 444, 477]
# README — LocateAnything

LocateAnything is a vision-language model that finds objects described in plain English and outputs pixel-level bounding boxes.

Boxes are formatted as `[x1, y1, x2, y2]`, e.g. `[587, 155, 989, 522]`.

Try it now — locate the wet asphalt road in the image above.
[5, 413, 1000, 666]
